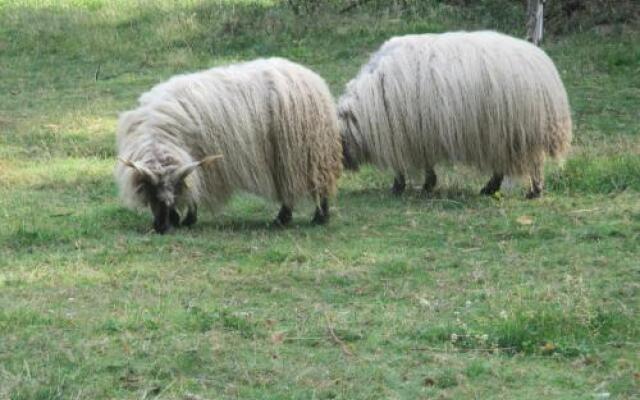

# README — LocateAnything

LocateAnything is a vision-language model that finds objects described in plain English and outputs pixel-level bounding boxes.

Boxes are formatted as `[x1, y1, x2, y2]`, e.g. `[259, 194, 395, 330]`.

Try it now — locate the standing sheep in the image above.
[338, 31, 572, 198]
[116, 58, 342, 233]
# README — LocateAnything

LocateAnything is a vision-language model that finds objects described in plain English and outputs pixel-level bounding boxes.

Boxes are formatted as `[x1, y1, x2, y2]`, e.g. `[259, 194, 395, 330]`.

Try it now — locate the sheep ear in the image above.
[119, 157, 158, 184]
[173, 154, 223, 182]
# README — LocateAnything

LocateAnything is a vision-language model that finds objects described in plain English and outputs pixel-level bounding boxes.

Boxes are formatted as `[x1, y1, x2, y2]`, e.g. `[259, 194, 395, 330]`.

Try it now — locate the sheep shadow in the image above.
[126, 214, 330, 234]
[209, 219, 327, 233]
[339, 185, 484, 209]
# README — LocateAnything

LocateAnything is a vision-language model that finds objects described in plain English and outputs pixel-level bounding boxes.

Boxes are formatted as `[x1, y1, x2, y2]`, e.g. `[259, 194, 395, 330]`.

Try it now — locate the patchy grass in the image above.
[1, 1, 639, 399]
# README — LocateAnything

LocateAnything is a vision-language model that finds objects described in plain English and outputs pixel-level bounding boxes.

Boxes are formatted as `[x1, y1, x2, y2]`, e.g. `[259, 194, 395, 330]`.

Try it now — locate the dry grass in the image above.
[1, 1, 639, 399]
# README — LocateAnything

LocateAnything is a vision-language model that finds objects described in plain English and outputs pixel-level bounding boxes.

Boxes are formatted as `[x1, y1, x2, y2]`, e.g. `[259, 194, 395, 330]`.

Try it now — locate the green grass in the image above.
[1, 1, 639, 399]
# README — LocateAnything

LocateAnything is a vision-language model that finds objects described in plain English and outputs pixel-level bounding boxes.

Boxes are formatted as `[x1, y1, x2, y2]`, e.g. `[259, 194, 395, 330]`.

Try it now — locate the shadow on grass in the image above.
[198, 217, 332, 233]
[114, 209, 333, 235]
[340, 185, 481, 209]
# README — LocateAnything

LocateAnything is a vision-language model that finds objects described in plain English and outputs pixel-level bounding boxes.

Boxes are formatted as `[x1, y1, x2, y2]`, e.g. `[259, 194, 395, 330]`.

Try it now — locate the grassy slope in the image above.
[1, 1, 639, 399]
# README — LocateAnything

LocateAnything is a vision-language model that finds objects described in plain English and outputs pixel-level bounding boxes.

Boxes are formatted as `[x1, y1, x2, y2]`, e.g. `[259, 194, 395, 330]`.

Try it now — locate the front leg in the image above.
[182, 204, 198, 227]
[423, 167, 437, 194]
[392, 172, 406, 196]
[273, 204, 293, 227]
[480, 173, 503, 196]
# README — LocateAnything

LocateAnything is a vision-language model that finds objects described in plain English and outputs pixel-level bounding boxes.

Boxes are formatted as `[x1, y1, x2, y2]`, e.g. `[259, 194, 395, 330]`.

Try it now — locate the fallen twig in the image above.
[568, 208, 600, 214]
[51, 212, 73, 217]
[324, 313, 354, 357]
[427, 198, 465, 207]
[410, 346, 517, 353]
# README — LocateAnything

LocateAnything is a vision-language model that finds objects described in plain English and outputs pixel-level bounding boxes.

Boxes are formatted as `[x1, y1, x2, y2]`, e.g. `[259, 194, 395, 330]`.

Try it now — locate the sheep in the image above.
[338, 31, 572, 198]
[115, 57, 342, 233]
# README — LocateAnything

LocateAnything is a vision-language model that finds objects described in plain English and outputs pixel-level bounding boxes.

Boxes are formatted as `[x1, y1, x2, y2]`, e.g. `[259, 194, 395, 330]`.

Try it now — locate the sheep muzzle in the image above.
[150, 201, 171, 234]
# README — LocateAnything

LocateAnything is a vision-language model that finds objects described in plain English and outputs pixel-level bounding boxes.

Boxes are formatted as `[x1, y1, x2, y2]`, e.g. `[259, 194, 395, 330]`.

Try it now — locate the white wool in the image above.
[116, 58, 342, 212]
[338, 31, 572, 180]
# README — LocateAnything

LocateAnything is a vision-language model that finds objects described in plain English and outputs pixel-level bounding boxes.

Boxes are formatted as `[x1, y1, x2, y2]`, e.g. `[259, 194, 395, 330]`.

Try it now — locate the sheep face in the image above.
[138, 170, 184, 234]
[120, 155, 222, 234]
[338, 108, 365, 171]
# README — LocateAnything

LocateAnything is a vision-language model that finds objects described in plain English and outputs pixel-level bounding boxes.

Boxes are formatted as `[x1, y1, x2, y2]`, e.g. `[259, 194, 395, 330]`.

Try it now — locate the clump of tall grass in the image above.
[548, 155, 640, 194]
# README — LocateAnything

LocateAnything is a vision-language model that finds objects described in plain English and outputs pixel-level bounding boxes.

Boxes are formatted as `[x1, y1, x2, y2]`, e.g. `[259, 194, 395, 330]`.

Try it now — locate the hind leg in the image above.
[311, 197, 329, 225]
[480, 173, 504, 196]
[392, 172, 406, 196]
[423, 167, 437, 194]
[526, 165, 544, 199]
[273, 204, 293, 227]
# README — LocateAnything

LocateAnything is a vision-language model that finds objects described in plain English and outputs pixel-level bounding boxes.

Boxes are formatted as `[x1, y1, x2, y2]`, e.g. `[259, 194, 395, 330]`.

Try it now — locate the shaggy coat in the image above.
[116, 58, 342, 232]
[338, 31, 572, 197]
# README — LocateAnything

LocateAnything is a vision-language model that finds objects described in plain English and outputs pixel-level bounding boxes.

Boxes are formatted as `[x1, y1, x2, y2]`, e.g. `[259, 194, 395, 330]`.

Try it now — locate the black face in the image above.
[342, 135, 359, 171]
[339, 109, 361, 171]
[138, 178, 186, 234]
[149, 199, 170, 234]
[123, 154, 221, 234]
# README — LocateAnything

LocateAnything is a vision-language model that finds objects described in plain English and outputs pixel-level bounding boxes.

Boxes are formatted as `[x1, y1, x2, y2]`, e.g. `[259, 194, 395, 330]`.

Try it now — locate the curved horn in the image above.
[173, 154, 223, 182]
[119, 157, 158, 184]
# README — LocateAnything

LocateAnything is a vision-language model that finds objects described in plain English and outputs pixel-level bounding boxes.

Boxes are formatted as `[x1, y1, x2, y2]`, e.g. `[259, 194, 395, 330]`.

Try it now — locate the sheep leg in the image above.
[169, 208, 181, 227]
[273, 204, 293, 227]
[480, 173, 503, 196]
[423, 167, 437, 193]
[182, 204, 198, 227]
[392, 172, 406, 195]
[526, 167, 543, 199]
[311, 197, 329, 225]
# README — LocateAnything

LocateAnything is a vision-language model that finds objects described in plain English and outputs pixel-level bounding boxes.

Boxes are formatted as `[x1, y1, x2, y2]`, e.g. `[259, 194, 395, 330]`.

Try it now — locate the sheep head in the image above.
[119, 155, 222, 234]
[338, 108, 364, 171]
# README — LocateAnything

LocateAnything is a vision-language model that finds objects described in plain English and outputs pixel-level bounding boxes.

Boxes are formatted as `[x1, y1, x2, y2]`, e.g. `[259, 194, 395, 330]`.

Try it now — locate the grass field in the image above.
[1, 1, 639, 398]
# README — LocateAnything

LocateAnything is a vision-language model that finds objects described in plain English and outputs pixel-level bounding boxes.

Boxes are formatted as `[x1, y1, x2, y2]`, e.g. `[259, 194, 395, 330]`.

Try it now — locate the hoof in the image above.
[423, 169, 437, 194]
[391, 174, 406, 196]
[311, 213, 329, 225]
[312, 198, 329, 225]
[391, 180, 405, 196]
[480, 186, 499, 196]
[273, 205, 292, 227]
[525, 190, 541, 199]
[153, 224, 171, 234]
[270, 218, 290, 228]
[480, 174, 503, 196]
[421, 188, 436, 198]
[182, 212, 197, 227]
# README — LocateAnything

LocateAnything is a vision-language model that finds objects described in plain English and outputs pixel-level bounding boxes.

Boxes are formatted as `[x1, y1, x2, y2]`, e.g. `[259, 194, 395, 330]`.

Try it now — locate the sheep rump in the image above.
[116, 57, 342, 224]
[338, 31, 572, 197]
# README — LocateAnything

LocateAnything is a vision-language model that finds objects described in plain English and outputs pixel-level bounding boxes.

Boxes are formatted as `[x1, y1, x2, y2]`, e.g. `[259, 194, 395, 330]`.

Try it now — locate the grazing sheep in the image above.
[116, 58, 342, 233]
[338, 31, 572, 198]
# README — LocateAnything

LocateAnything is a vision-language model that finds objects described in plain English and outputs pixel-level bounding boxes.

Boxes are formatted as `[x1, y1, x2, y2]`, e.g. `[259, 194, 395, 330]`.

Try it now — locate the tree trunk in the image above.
[526, 0, 545, 46]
